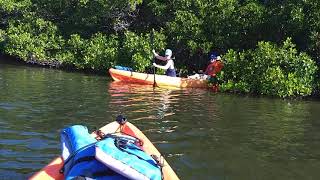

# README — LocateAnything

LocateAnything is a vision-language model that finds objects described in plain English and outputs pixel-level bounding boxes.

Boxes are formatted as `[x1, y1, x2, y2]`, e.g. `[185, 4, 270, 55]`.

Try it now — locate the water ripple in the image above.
[1, 63, 320, 179]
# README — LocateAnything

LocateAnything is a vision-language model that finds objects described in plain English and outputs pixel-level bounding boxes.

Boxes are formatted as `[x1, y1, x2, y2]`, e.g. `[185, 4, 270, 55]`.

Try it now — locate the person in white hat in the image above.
[152, 49, 176, 77]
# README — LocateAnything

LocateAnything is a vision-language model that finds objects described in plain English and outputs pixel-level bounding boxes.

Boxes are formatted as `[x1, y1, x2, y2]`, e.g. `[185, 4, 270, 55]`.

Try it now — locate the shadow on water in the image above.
[1, 61, 320, 179]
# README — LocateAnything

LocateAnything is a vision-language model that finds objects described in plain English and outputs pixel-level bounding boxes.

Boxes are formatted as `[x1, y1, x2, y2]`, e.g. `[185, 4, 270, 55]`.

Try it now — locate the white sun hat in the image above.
[165, 49, 172, 57]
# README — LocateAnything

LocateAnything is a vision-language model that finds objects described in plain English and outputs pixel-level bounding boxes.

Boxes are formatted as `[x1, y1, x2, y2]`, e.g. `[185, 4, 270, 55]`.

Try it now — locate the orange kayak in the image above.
[29, 121, 179, 180]
[109, 68, 208, 88]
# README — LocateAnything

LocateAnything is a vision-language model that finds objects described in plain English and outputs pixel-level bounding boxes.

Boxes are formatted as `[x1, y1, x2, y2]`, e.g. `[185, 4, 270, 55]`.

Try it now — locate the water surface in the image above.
[1, 59, 320, 179]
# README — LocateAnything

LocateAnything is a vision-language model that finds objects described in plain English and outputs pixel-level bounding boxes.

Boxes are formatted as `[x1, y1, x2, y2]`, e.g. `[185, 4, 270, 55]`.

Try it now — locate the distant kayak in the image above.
[29, 118, 180, 180]
[109, 68, 208, 88]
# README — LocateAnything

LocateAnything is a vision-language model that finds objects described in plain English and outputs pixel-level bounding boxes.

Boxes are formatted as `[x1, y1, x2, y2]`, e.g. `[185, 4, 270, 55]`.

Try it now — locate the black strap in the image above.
[61, 133, 145, 174]
[72, 156, 95, 166]
[71, 170, 117, 180]
[114, 139, 160, 168]
[116, 115, 127, 125]
[91, 170, 117, 177]
[68, 156, 118, 179]
[60, 142, 97, 173]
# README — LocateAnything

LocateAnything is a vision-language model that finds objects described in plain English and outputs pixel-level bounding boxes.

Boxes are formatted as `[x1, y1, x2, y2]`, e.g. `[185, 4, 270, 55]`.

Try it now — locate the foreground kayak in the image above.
[30, 120, 179, 180]
[109, 68, 208, 88]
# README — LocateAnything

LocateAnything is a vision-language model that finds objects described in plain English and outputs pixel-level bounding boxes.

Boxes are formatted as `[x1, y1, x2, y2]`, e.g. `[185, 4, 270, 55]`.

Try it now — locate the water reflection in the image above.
[2, 60, 320, 179]
[108, 81, 179, 121]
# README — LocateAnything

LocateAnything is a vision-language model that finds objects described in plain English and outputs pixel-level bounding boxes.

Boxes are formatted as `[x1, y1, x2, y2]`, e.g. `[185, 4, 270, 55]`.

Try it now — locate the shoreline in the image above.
[0, 53, 108, 76]
[1, 53, 319, 100]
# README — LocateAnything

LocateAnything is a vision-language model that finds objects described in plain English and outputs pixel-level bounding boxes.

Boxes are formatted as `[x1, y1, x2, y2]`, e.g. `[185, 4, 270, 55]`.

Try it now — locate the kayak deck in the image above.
[29, 121, 179, 180]
[109, 68, 208, 88]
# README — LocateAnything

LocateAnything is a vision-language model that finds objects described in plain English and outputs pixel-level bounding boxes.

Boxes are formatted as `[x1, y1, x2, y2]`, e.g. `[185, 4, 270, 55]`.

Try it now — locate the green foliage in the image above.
[0, 0, 31, 12]
[122, 30, 166, 72]
[1, 0, 320, 97]
[309, 31, 320, 61]
[31, 0, 143, 35]
[305, 1, 320, 62]
[57, 33, 119, 71]
[56, 34, 86, 68]
[4, 14, 64, 61]
[167, 10, 206, 53]
[222, 38, 317, 97]
[0, 29, 5, 44]
[219, 80, 250, 93]
[83, 33, 119, 70]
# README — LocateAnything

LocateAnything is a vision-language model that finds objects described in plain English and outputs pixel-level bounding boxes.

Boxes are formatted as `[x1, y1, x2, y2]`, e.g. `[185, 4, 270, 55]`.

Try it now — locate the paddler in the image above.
[152, 49, 176, 77]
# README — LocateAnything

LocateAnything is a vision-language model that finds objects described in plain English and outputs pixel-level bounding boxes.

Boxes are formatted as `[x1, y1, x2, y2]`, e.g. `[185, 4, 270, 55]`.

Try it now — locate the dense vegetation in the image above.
[0, 0, 319, 98]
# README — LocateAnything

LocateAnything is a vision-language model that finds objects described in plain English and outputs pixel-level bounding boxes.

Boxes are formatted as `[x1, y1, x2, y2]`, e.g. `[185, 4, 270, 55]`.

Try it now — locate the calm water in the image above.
[1, 59, 320, 180]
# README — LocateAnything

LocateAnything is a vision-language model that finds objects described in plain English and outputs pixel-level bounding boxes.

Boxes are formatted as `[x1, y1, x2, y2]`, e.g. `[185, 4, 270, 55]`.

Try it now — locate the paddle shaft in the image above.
[151, 29, 156, 87]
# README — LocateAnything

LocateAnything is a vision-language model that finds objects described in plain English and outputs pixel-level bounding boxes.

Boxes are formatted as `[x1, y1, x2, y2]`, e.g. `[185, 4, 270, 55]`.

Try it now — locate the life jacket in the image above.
[60, 125, 162, 180]
[205, 60, 224, 77]
[212, 60, 224, 75]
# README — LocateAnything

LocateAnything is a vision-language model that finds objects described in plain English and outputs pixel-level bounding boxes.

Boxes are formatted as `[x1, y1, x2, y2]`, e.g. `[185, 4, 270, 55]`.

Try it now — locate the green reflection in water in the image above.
[1, 59, 320, 179]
